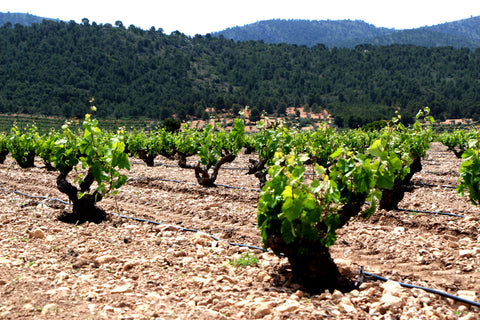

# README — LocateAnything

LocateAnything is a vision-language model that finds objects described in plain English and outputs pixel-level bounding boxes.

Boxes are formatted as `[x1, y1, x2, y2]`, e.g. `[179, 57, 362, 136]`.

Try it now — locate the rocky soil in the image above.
[0, 142, 479, 319]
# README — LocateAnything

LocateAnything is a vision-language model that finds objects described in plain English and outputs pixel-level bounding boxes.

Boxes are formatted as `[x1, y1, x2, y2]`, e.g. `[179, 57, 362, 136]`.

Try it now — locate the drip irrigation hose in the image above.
[413, 182, 456, 189]
[0, 186, 71, 205]
[129, 176, 262, 192]
[425, 171, 459, 176]
[3, 186, 480, 308]
[362, 270, 480, 308]
[396, 208, 464, 218]
[113, 213, 266, 251]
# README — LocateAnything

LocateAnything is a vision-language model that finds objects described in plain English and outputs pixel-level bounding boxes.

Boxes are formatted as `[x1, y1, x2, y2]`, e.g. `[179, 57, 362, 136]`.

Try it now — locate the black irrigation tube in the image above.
[132, 176, 467, 218]
[425, 171, 459, 176]
[0, 186, 71, 205]
[396, 208, 464, 218]
[363, 271, 480, 308]
[129, 176, 262, 192]
[413, 182, 457, 189]
[4, 186, 480, 309]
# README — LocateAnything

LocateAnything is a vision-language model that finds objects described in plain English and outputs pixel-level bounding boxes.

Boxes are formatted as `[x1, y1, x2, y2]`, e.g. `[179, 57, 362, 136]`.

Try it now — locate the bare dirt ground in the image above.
[0, 142, 479, 319]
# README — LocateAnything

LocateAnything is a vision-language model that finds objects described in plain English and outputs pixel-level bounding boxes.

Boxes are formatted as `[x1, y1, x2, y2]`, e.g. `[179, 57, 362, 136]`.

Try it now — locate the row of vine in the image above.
[2, 106, 479, 291]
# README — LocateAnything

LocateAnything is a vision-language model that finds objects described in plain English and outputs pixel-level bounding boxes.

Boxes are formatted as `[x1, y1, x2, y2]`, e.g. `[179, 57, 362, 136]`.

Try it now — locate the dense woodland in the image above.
[214, 17, 480, 49]
[1, 18, 480, 127]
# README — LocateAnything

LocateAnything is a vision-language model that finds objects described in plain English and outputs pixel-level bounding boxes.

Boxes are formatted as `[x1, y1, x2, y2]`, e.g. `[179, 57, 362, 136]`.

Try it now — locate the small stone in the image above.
[294, 290, 304, 298]
[217, 275, 238, 284]
[457, 290, 477, 302]
[46, 287, 70, 297]
[123, 260, 140, 271]
[160, 225, 178, 232]
[95, 255, 118, 264]
[41, 303, 57, 315]
[192, 232, 213, 246]
[331, 289, 344, 302]
[380, 293, 403, 313]
[276, 299, 300, 313]
[103, 305, 115, 312]
[382, 280, 403, 297]
[254, 303, 274, 318]
[393, 227, 405, 234]
[459, 250, 473, 259]
[459, 313, 478, 320]
[339, 296, 357, 314]
[111, 283, 134, 294]
[23, 303, 35, 312]
[29, 228, 45, 239]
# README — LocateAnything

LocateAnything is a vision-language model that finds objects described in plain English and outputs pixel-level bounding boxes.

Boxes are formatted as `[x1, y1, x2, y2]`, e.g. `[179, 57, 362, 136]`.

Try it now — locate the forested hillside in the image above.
[0, 12, 56, 26]
[1, 19, 480, 127]
[214, 17, 480, 49]
[213, 19, 395, 48]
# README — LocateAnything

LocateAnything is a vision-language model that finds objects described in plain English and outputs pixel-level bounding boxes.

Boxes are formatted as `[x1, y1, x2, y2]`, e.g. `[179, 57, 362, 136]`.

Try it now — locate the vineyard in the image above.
[0, 109, 480, 319]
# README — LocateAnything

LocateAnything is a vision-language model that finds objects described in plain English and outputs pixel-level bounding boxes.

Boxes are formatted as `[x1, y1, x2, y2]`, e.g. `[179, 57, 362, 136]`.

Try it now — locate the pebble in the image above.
[123, 259, 140, 271]
[254, 303, 274, 318]
[29, 228, 45, 239]
[459, 250, 473, 258]
[111, 282, 135, 294]
[192, 232, 214, 246]
[95, 255, 118, 264]
[457, 290, 477, 302]
[41, 303, 57, 315]
[382, 280, 403, 297]
[276, 299, 300, 313]
[339, 296, 357, 314]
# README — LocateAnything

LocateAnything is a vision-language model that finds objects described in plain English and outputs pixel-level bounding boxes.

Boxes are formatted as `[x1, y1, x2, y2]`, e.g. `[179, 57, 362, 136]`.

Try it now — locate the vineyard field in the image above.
[0, 114, 155, 134]
[0, 142, 479, 319]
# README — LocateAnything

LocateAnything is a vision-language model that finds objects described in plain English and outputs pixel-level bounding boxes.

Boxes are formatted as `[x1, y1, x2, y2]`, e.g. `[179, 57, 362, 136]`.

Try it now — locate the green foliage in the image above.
[257, 110, 433, 264]
[229, 252, 259, 268]
[8, 124, 40, 168]
[258, 147, 381, 252]
[455, 130, 480, 205]
[77, 113, 130, 197]
[53, 109, 130, 199]
[161, 118, 181, 133]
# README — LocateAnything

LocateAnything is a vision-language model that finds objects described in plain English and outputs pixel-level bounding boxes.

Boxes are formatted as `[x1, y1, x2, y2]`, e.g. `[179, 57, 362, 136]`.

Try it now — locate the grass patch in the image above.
[230, 252, 259, 268]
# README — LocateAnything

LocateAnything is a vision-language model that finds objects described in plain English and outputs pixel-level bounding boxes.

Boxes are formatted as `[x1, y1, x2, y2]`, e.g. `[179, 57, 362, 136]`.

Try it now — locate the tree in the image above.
[249, 107, 261, 122]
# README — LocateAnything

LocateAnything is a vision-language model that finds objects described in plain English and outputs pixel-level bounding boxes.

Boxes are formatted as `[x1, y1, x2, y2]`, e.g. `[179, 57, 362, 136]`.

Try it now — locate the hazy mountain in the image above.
[213, 17, 480, 49]
[0, 12, 57, 26]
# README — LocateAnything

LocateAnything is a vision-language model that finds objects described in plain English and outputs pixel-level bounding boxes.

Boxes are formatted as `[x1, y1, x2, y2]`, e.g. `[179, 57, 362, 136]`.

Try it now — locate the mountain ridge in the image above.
[212, 16, 480, 49]
[0, 12, 58, 26]
[2, 12, 480, 49]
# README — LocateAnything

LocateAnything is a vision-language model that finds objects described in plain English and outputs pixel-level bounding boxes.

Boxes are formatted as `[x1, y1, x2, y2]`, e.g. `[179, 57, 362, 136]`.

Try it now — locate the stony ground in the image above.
[0, 142, 479, 319]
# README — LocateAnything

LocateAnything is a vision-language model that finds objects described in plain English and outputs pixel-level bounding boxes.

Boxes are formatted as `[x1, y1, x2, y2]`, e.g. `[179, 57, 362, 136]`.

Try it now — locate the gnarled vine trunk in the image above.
[265, 197, 365, 292]
[379, 157, 422, 210]
[56, 171, 108, 224]
[247, 158, 267, 189]
[15, 151, 36, 168]
[194, 153, 236, 187]
[0, 149, 8, 164]
[266, 234, 355, 292]
[137, 149, 156, 167]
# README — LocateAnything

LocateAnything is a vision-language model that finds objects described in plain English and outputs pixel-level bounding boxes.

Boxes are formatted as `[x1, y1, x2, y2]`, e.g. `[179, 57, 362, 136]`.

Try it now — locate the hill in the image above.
[0, 12, 56, 26]
[213, 17, 480, 49]
[213, 19, 395, 48]
[1, 19, 480, 128]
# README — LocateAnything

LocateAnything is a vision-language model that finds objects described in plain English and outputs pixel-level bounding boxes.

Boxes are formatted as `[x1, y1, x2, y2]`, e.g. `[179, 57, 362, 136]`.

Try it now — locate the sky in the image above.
[2, 0, 480, 36]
